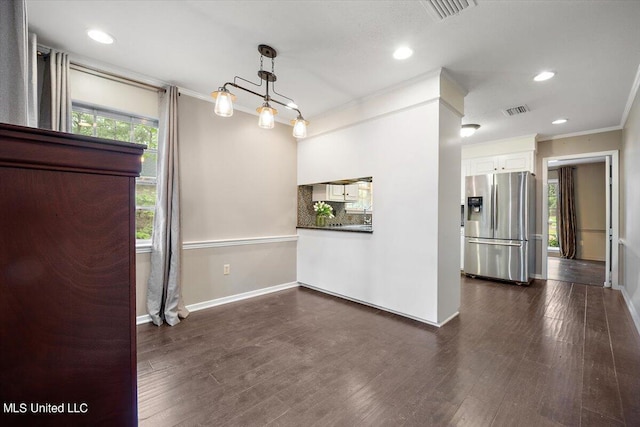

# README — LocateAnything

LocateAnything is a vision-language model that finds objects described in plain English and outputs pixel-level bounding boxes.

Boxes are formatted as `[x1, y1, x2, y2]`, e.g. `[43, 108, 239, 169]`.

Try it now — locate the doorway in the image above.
[541, 151, 619, 288]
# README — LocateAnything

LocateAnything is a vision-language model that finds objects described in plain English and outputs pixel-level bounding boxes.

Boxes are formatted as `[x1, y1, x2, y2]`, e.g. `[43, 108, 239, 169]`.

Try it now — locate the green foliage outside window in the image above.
[72, 106, 159, 241]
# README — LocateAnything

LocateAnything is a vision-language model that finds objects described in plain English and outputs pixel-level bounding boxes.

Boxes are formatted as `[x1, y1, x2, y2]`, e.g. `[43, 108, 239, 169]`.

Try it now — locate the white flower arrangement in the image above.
[313, 201, 335, 218]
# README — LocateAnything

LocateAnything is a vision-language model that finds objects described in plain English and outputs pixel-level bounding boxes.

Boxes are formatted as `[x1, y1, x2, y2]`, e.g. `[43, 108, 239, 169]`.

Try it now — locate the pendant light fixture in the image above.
[211, 44, 309, 138]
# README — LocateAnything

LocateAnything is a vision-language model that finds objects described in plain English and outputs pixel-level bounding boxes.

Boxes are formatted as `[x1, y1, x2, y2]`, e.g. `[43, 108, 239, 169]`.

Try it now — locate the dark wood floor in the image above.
[547, 257, 606, 286]
[137, 277, 640, 426]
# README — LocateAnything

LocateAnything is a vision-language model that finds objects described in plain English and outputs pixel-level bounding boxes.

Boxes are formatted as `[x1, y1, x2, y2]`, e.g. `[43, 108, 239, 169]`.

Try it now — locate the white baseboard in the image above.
[620, 286, 640, 337]
[136, 314, 152, 325]
[298, 282, 455, 327]
[136, 281, 299, 325]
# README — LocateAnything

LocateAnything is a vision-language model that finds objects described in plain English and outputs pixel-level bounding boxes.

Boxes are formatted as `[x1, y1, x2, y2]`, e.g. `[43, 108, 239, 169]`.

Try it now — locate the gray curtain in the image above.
[557, 166, 577, 259]
[0, 0, 29, 125]
[147, 86, 188, 326]
[39, 49, 71, 131]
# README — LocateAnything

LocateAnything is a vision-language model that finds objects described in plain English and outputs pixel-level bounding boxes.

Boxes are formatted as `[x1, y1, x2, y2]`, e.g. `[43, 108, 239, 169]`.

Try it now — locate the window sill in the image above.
[136, 241, 152, 254]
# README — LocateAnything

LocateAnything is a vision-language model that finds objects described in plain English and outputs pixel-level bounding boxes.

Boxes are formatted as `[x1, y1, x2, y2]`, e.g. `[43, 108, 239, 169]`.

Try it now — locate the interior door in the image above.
[494, 172, 527, 240]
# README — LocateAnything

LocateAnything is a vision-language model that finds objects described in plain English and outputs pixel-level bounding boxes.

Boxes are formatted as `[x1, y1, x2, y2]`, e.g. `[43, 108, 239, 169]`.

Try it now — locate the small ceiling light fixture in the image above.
[211, 44, 308, 138]
[393, 46, 413, 60]
[534, 71, 555, 82]
[87, 29, 114, 45]
[460, 124, 480, 137]
[552, 118, 568, 124]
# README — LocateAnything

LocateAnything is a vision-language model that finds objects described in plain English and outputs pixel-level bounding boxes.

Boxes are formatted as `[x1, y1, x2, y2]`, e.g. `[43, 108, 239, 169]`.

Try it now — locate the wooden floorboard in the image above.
[137, 277, 640, 426]
[547, 257, 606, 286]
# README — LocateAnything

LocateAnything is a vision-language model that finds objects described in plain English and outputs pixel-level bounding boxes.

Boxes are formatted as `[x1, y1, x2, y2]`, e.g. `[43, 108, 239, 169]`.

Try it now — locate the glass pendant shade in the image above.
[291, 117, 309, 139]
[257, 104, 277, 129]
[212, 89, 236, 117]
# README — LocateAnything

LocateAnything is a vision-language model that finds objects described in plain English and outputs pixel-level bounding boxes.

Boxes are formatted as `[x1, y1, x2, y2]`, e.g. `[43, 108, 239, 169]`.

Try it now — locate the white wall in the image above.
[297, 70, 463, 325]
[622, 82, 640, 334]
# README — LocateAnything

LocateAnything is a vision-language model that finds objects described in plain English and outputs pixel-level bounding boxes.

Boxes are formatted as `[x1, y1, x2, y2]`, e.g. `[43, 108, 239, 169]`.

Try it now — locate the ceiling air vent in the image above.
[502, 105, 530, 117]
[420, 0, 477, 21]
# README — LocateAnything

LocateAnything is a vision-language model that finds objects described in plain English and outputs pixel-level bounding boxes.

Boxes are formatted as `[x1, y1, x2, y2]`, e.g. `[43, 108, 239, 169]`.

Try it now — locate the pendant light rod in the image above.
[219, 81, 302, 117]
[211, 44, 309, 138]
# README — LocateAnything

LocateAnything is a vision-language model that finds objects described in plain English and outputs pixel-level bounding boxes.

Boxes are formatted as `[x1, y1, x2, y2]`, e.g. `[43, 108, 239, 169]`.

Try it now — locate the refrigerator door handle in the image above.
[494, 183, 498, 230]
[490, 184, 494, 230]
[468, 239, 523, 247]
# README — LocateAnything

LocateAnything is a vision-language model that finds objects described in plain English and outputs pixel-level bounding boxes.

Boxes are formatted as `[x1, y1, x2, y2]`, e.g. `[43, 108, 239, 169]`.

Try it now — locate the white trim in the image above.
[308, 96, 442, 140]
[620, 287, 640, 337]
[136, 282, 300, 325]
[440, 98, 465, 119]
[137, 235, 297, 254]
[621, 63, 640, 128]
[298, 282, 456, 327]
[538, 126, 622, 142]
[183, 235, 298, 250]
[136, 314, 152, 325]
[136, 244, 152, 254]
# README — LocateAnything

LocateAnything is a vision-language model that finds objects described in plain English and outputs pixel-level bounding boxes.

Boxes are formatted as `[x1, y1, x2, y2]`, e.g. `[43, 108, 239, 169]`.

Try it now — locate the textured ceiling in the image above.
[27, 0, 640, 144]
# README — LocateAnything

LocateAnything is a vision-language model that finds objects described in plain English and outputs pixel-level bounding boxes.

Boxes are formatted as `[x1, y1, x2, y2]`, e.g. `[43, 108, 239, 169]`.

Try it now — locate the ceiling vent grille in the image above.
[502, 105, 530, 117]
[421, 0, 477, 21]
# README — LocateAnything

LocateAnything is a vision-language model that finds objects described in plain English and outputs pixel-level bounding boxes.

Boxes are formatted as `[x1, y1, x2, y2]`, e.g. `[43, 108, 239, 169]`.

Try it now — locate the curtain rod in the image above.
[69, 63, 166, 93]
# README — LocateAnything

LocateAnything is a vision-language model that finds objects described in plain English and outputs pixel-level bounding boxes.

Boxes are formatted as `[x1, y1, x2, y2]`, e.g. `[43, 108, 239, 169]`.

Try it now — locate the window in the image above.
[345, 182, 373, 212]
[548, 179, 559, 249]
[71, 103, 158, 242]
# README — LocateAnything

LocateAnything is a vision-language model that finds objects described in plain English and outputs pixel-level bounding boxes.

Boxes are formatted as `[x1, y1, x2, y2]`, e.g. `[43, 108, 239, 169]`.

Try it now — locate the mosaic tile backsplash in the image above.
[297, 185, 371, 227]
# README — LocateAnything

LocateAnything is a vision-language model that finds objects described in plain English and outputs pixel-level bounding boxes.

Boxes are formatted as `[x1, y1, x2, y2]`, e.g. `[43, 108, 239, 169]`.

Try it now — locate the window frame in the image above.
[345, 181, 374, 214]
[71, 102, 159, 248]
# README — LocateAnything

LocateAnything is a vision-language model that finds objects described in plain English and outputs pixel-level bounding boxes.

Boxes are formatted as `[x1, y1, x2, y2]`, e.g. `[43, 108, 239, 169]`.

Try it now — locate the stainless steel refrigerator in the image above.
[464, 171, 535, 284]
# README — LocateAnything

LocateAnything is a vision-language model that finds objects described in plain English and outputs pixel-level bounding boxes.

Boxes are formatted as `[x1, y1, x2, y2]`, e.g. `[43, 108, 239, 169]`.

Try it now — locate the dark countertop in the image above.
[297, 224, 373, 233]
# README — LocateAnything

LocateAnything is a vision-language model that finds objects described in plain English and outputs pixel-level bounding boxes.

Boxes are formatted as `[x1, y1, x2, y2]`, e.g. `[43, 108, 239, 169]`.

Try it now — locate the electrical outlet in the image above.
[223, 264, 230, 275]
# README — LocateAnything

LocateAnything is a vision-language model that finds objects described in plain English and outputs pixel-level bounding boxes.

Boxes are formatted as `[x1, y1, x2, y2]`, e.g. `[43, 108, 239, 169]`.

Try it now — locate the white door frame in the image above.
[541, 150, 620, 289]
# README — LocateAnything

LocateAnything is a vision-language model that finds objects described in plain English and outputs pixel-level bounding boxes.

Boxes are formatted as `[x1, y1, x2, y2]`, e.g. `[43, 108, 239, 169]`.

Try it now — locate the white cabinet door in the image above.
[469, 157, 499, 175]
[312, 184, 329, 201]
[344, 184, 359, 201]
[461, 159, 469, 204]
[498, 152, 533, 173]
[312, 184, 349, 201]
[329, 185, 346, 201]
[467, 152, 534, 176]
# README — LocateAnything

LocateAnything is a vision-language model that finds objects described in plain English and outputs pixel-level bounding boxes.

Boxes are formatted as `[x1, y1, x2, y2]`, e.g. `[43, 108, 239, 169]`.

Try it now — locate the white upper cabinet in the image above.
[467, 152, 534, 175]
[344, 184, 359, 201]
[463, 134, 537, 177]
[313, 184, 358, 202]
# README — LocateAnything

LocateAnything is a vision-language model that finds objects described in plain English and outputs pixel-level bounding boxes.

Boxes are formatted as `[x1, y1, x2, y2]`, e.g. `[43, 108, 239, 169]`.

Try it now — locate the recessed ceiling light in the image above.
[460, 124, 480, 137]
[552, 118, 568, 125]
[393, 46, 413, 60]
[534, 71, 555, 82]
[87, 29, 114, 45]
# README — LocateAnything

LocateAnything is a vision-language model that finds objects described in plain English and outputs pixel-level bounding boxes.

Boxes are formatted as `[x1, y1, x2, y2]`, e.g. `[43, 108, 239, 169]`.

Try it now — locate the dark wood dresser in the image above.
[0, 123, 144, 426]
